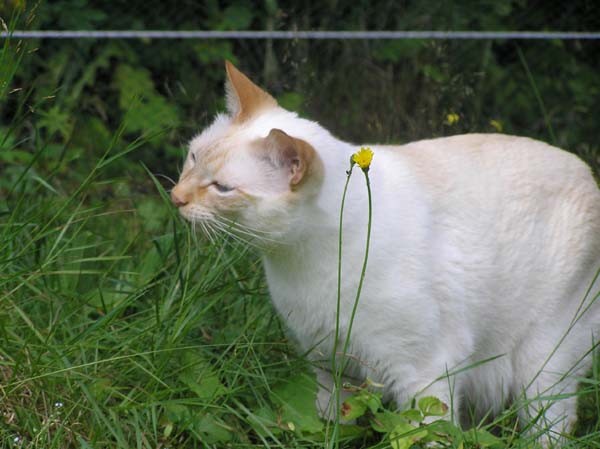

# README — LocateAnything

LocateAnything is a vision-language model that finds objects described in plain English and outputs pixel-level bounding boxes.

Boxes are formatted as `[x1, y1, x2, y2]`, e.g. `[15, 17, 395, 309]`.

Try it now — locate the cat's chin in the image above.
[177, 207, 193, 222]
[175, 206, 195, 223]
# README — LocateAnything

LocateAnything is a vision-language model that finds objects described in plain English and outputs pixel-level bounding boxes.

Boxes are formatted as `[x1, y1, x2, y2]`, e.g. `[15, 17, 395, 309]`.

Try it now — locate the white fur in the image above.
[182, 105, 600, 446]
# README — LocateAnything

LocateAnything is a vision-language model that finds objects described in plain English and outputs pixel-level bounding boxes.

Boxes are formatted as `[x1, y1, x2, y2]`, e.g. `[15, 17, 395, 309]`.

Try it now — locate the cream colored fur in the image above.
[172, 63, 600, 447]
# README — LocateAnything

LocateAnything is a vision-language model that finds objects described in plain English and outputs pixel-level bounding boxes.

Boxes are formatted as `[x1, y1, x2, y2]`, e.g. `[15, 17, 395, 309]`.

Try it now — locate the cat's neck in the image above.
[247, 109, 373, 251]
[264, 142, 372, 259]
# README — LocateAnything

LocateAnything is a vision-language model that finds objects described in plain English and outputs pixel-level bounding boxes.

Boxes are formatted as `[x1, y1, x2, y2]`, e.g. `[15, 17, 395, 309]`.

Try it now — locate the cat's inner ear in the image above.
[263, 129, 315, 187]
[225, 61, 277, 122]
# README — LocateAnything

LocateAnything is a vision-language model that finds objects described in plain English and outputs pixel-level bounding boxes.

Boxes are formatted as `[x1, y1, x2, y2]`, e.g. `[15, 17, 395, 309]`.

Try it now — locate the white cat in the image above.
[171, 61, 600, 446]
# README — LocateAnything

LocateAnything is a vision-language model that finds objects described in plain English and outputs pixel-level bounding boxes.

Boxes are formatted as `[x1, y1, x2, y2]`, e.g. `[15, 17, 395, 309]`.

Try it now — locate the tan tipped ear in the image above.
[225, 61, 277, 122]
[264, 129, 316, 187]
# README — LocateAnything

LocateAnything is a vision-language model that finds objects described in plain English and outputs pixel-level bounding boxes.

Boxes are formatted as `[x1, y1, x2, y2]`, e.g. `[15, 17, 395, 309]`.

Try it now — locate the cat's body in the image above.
[172, 62, 600, 446]
[264, 131, 600, 433]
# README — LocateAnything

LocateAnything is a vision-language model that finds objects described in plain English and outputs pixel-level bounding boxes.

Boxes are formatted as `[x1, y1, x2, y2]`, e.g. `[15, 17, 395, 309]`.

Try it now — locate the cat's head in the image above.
[171, 61, 323, 245]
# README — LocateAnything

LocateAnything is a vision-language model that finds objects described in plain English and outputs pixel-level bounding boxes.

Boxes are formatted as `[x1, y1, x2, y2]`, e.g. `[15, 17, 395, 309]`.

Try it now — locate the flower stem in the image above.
[340, 170, 372, 374]
[329, 166, 373, 449]
[328, 165, 353, 448]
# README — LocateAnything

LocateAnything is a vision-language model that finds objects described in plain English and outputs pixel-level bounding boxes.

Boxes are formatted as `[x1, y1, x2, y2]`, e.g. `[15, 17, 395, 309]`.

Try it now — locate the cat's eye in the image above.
[190, 152, 196, 164]
[211, 181, 234, 193]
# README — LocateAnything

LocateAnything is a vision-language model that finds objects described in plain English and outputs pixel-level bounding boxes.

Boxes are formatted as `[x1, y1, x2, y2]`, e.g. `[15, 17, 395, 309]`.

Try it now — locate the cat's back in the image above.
[372, 133, 599, 215]
[375, 133, 592, 186]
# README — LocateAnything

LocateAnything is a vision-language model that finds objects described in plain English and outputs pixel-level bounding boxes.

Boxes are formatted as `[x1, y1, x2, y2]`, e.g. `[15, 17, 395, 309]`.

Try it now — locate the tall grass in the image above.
[0, 140, 313, 447]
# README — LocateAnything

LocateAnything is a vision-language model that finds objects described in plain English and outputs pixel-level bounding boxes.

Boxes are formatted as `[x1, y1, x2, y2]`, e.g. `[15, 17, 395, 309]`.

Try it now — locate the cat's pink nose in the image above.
[171, 190, 189, 207]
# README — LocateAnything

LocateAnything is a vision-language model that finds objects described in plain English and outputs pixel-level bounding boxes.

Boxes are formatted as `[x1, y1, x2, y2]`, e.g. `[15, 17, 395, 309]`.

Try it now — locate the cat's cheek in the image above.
[183, 190, 247, 222]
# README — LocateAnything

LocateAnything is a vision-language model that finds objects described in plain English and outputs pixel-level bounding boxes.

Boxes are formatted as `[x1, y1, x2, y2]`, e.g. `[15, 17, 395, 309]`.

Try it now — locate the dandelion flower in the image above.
[490, 119, 503, 132]
[445, 113, 460, 125]
[352, 147, 374, 171]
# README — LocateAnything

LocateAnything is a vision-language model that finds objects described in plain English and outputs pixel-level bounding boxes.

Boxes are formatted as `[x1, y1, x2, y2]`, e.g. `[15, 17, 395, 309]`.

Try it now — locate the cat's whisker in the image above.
[192, 223, 202, 246]
[191, 219, 197, 237]
[211, 219, 262, 249]
[186, 209, 220, 246]
[202, 221, 217, 246]
[212, 218, 270, 247]
[196, 220, 207, 242]
[214, 217, 284, 246]
[217, 222, 262, 242]
[190, 219, 203, 243]
[211, 220, 252, 245]
[218, 216, 282, 236]
[154, 173, 177, 186]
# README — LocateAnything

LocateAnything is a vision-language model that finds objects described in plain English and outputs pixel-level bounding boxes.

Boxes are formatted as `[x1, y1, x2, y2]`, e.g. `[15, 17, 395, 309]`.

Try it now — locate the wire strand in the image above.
[1, 30, 600, 40]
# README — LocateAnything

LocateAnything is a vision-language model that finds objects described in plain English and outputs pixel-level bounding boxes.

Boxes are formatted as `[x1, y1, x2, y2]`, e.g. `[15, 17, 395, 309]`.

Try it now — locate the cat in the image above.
[171, 61, 600, 446]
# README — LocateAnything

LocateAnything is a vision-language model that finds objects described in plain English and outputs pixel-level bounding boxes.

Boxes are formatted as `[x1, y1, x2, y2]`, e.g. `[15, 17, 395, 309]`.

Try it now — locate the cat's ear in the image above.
[225, 61, 277, 122]
[264, 129, 316, 187]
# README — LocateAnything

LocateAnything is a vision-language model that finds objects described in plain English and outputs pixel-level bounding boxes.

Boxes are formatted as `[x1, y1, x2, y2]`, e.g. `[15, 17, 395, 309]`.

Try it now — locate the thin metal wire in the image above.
[1, 30, 600, 40]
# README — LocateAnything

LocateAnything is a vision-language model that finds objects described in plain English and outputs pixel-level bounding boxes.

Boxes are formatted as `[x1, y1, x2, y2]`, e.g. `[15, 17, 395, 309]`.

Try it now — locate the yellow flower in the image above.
[352, 147, 374, 171]
[489, 119, 503, 132]
[445, 112, 460, 126]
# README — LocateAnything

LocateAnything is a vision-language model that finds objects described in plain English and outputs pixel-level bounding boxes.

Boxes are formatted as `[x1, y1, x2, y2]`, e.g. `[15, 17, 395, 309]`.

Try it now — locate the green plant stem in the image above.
[329, 165, 353, 449]
[330, 166, 373, 449]
[340, 169, 372, 374]
[516, 46, 557, 145]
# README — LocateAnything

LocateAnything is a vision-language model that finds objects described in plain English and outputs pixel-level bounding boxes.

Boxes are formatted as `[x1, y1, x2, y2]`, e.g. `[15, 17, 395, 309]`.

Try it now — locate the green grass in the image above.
[0, 153, 312, 448]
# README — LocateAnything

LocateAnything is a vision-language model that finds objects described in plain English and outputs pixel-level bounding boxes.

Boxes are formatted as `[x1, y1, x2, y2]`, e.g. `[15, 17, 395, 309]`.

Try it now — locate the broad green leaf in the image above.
[389, 421, 427, 449]
[364, 390, 383, 413]
[342, 389, 382, 419]
[418, 396, 448, 417]
[194, 413, 232, 443]
[400, 408, 424, 423]
[247, 406, 283, 438]
[178, 351, 228, 400]
[271, 372, 323, 434]
[341, 395, 368, 420]
[164, 403, 190, 424]
[464, 428, 504, 448]
[164, 404, 232, 443]
[424, 419, 463, 439]
[371, 410, 410, 433]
